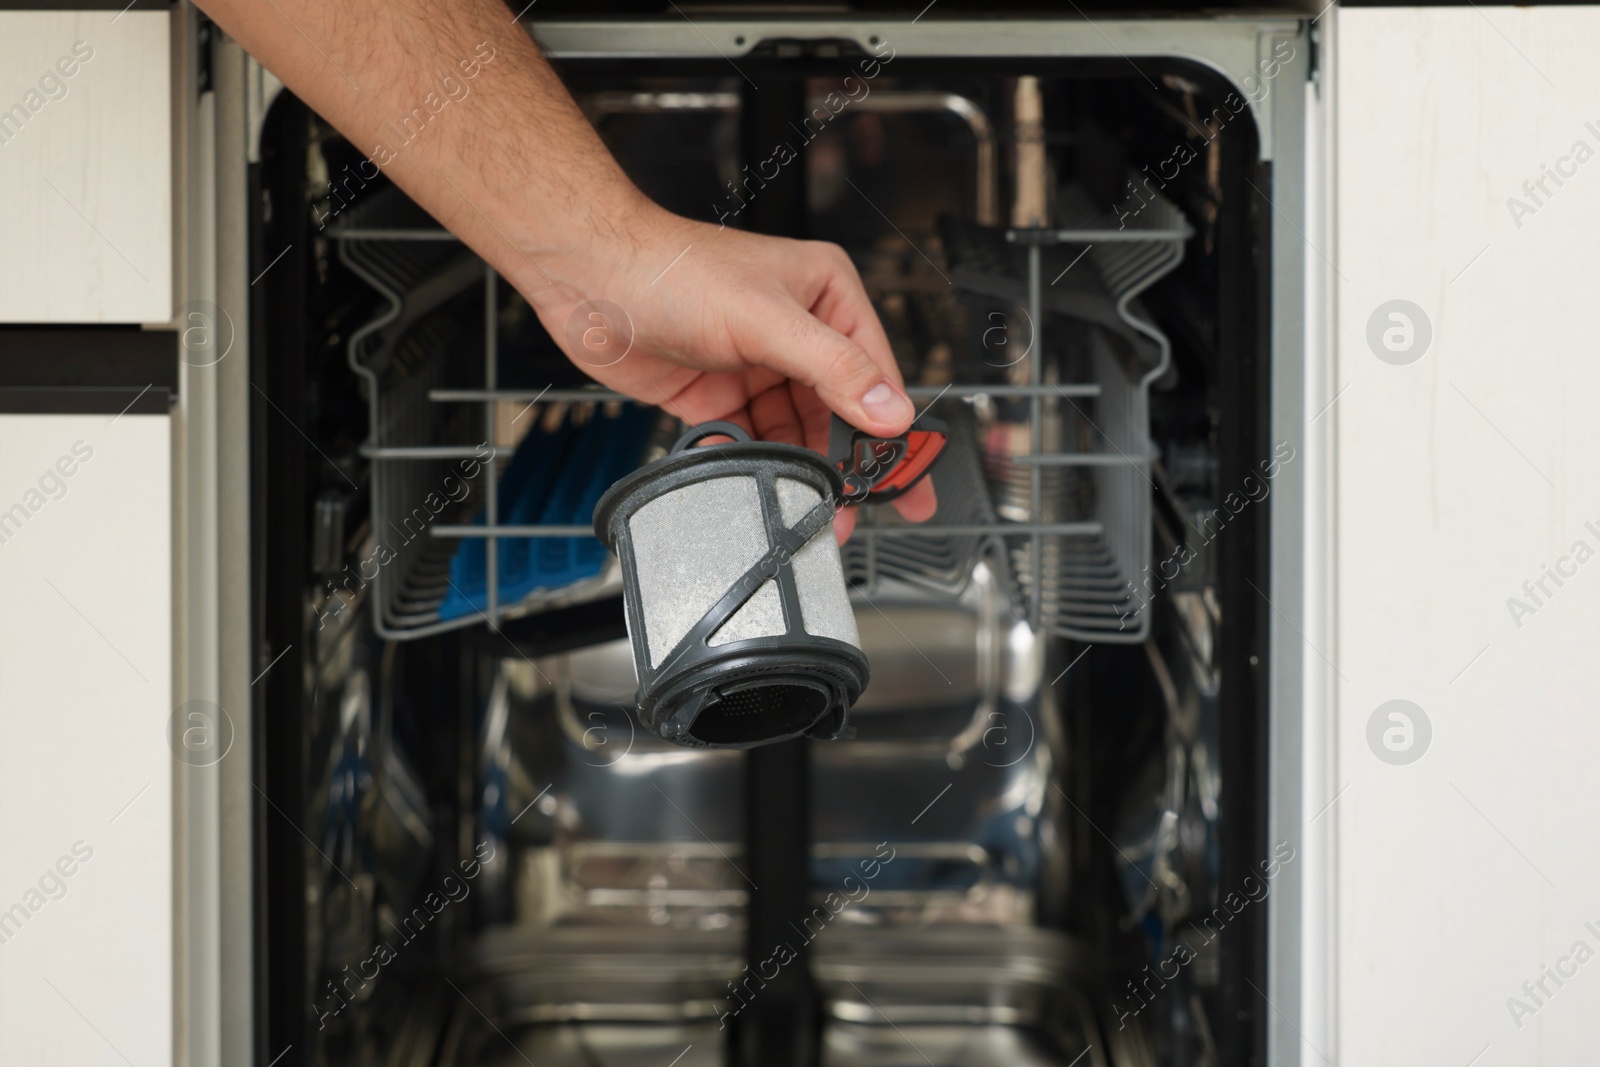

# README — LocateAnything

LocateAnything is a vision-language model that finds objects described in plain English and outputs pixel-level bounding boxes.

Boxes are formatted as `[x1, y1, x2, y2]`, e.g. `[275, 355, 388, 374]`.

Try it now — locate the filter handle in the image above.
[670, 421, 752, 453]
[828, 413, 949, 503]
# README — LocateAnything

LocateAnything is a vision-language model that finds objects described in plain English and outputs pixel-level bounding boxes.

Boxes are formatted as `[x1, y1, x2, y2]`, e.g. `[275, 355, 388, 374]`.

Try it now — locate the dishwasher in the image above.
[249, 15, 1291, 1067]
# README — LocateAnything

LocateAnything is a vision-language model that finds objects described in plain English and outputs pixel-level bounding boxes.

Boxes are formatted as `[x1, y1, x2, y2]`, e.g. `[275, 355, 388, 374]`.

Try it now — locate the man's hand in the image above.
[194, 0, 936, 538]
[518, 203, 938, 539]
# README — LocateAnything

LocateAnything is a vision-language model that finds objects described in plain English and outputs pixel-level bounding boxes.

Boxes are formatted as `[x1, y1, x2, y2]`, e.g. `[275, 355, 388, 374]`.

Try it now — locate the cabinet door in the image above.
[1335, 8, 1600, 1064]
[0, 408, 171, 1065]
[0, 10, 171, 323]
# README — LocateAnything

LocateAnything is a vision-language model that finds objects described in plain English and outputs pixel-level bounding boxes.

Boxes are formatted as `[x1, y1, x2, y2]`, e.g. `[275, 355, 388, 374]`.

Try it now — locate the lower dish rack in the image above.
[330, 181, 1189, 644]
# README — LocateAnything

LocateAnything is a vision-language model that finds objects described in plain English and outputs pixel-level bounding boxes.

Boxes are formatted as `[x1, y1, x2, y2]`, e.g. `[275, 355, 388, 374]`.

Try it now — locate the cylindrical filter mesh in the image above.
[594, 423, 867, 748]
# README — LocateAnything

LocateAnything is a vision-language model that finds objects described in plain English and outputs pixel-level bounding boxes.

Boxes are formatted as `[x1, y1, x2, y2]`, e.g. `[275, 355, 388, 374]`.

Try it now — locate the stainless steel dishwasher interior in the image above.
[464, 565, 1094, 1065]
[267, 47, 1262, 1067]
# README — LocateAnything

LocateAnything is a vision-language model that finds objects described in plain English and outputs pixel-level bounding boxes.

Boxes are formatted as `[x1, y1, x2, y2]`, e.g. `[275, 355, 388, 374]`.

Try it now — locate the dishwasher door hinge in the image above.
[1306, 20, 1320, 90]
[195, 14, 215, 94]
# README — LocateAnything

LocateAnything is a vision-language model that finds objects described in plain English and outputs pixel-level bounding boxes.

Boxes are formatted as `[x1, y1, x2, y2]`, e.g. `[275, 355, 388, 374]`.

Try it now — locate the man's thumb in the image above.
[741, 306, 913, 437]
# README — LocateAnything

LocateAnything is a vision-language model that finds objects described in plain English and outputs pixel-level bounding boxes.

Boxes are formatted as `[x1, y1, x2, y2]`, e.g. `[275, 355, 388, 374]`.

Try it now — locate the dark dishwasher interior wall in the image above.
[252, 48, 1271, 1067]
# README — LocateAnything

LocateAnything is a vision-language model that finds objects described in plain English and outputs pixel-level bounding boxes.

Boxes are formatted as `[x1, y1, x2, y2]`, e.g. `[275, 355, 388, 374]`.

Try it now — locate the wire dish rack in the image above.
[332, 192, 637, 641]
[329, 181, 1188, 644]
[936, 183, 1190, 642]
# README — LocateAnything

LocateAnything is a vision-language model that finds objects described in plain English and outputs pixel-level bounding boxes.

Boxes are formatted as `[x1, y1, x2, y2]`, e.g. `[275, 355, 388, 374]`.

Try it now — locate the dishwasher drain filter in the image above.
[594, 422, 867, 748]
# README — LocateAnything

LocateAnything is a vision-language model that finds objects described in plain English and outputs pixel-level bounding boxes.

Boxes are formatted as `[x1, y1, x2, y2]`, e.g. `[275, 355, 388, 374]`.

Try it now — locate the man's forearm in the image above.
[196, 0, 925, 470]
[195, 0, 640, 307]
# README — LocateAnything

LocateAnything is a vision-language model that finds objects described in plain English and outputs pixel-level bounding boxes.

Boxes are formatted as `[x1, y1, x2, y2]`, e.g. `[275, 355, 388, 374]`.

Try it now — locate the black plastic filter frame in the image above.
[594, 422, 869, 748]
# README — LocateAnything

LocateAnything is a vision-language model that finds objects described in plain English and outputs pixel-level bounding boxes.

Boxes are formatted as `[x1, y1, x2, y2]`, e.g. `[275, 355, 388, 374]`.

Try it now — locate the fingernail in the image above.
[861, 381, 912, 424]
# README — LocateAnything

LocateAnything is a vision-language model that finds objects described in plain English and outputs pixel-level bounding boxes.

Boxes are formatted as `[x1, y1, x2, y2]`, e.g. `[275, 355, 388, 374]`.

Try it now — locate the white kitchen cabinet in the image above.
[0, 10, 172, 323]
[1334, 7, 1600, 1064]
[0, 410, 172, 1066]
